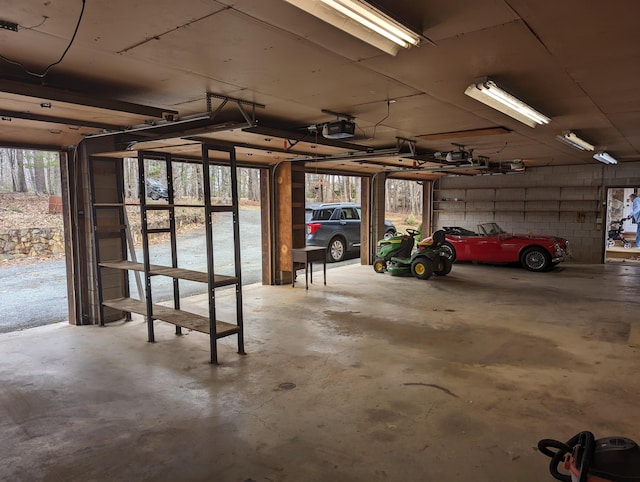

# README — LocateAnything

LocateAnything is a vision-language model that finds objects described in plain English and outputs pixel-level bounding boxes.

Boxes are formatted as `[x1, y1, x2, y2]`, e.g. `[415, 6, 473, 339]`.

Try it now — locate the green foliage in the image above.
[147, 161, 162, 177]
[405, 212, 418, 226]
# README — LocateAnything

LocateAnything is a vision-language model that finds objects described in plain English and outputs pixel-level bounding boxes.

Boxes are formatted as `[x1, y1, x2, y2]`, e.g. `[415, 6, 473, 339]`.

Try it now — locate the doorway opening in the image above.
[0, 148, 67, 333]
[604, 187, 639, 264]
[305, 172, 364, 264]
[385, 178, 424, 236]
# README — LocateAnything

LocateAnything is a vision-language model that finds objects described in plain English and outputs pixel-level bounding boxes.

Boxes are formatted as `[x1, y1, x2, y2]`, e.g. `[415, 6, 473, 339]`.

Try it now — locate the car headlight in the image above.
[554, 241, 569, 257]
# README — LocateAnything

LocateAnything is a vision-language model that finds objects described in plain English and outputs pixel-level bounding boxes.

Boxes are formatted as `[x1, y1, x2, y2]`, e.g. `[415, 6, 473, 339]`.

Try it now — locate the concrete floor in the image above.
[1, 262, 640, 481]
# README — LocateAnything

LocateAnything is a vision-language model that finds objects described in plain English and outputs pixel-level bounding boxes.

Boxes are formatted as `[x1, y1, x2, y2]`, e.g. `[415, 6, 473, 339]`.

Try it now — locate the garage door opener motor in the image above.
[538, 431, 640, 481]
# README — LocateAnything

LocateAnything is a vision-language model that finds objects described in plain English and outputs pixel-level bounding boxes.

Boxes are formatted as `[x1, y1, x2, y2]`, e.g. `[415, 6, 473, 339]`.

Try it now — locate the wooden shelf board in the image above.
[102, 297, 240, 336]
[99, 260, 238, 286]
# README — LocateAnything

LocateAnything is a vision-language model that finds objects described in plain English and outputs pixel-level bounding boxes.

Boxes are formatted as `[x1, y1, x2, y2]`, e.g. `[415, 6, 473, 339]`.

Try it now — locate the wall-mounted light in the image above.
[464, 78, 550, 128]
[510, 160, 525, 171]
[40, 102, 52, 109]
[284, 0, 421, 56]
[593, 152, 617, 165]
[556, 131, 594, 151]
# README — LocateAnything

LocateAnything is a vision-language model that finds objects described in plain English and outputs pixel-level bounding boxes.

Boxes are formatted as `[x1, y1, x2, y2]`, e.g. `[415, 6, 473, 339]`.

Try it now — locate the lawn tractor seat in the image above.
[418, 229, 445, 250]
[396, 234, 415, 258]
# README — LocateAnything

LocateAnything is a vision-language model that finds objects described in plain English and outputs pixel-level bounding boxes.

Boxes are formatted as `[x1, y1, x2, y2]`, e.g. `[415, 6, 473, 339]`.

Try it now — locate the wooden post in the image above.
[422, 181, 433, 237]
[273, 163, 305, 284]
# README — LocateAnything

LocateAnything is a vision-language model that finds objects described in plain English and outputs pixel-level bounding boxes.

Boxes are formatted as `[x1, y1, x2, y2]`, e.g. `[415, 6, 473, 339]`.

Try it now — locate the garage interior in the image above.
[1, 1, 640, 480]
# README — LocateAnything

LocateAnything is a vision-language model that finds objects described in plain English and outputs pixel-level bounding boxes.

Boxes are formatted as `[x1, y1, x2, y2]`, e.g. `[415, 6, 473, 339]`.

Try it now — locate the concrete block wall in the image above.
[433, 161, 640, 263]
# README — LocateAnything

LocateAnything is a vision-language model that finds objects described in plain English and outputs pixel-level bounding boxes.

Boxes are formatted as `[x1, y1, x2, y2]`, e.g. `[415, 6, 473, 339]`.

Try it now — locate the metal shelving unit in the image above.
[91, 144, 244, 364]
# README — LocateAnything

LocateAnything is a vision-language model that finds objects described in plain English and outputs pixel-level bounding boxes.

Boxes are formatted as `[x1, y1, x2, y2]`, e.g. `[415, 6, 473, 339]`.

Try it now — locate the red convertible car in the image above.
[440, 223, 570, 272]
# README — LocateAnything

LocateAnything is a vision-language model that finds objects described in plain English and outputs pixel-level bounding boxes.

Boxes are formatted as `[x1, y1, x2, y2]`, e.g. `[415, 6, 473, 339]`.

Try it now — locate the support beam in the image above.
[421, 181, 433, 237]
[273, 162, 306, 284]
[0, 79, 176, 118]
[0, 108, 124, 130]
[261, 168, 274, 285]
[72, 136, 121, 325]
[60, 149, 79, 325]
[370, 172, 387, 262]
[360, 177, 372, 265]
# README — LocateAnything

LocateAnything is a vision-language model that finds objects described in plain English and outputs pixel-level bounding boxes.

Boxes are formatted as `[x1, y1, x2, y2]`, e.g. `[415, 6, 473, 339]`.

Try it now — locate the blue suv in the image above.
[306, 203, 396, 262]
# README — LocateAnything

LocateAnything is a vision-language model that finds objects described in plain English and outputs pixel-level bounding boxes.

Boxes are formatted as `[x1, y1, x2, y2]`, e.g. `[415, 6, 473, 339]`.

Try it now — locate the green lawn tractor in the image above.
[373, 229, 453, 280]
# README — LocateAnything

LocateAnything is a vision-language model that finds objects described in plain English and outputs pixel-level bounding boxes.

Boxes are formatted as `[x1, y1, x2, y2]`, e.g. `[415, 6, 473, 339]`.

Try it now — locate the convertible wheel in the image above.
[373, 257, 386, 273]
[441, 241, 457, 262]
[434, 256, 452, 276]
[328, 236, 346, 262]
[411, 257, 434, 280]
[521, 247, 551, 272]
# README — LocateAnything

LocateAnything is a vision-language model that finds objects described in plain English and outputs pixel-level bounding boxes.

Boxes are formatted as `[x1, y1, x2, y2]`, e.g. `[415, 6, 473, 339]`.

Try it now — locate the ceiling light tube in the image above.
[321, 0, 408, 47]
[593, 152, 618, 165]
[331, 0, 419, 46]
[556, 131, 594, 151]
[464, 79, 550, 128]
[285, 0, 420, 55]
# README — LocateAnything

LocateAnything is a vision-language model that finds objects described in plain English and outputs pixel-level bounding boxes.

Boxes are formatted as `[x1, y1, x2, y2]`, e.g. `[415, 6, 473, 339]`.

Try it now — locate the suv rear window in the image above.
[312, 208, 334, 221]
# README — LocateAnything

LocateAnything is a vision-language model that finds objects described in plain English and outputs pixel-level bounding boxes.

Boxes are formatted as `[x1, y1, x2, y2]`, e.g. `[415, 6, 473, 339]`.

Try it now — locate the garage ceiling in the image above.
[1, 0, 639, 179]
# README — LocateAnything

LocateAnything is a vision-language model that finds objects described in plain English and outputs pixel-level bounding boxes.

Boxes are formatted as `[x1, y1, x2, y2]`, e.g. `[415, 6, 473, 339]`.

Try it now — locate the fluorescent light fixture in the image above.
[593, 151, 618, 165]
[556, 131, 594, 151]
[284, 0, 421, 56]
[464, 79, 551, 128]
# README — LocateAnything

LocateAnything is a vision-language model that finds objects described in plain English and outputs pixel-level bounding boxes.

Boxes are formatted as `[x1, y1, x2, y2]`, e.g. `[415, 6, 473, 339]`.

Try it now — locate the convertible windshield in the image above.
[478, 223, 504, 236]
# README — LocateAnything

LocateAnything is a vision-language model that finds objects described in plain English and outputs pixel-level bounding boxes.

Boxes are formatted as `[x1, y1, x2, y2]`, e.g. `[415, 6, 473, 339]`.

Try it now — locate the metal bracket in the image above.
[206, 92, 265, 127]
[396, 137, 417, 156]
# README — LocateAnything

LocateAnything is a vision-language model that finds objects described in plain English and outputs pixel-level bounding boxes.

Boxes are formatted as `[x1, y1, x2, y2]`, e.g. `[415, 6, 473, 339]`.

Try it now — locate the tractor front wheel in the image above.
[373, 258, 387, 273]
[411, 257, 434, 280]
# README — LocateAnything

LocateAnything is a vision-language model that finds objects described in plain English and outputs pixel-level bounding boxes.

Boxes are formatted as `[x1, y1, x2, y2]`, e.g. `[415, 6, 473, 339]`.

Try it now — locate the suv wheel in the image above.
[328, 236, 346, 262]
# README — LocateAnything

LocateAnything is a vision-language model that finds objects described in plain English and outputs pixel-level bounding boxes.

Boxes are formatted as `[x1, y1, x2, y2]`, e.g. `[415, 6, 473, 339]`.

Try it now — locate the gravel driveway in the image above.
[0, 209, 358, 333]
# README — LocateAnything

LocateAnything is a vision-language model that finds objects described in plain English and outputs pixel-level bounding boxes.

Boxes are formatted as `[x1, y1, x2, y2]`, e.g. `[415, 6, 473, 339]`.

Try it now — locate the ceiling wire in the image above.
[19, 16, 49, 30]
[0, 0, 86, 79]
[369, 100, 393, 140]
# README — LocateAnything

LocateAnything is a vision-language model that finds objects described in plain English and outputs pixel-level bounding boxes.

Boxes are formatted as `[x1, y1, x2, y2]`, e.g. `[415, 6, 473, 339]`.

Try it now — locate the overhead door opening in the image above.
[120, 158, 263, 303]
[305, 173, 364, 264]
[304, 173, 423, 263]
[0, 148, 67, 333]
[385, 178, 424, 236]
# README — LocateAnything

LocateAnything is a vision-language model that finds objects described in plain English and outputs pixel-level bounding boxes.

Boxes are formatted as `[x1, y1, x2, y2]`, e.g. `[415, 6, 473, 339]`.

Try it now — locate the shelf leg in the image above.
[210, 335, 218, 364]
[147, 317, 155, 343]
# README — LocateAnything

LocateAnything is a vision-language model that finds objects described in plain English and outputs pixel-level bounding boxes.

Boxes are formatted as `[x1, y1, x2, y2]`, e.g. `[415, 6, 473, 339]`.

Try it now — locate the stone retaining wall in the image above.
[0, 228, 65, 260]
